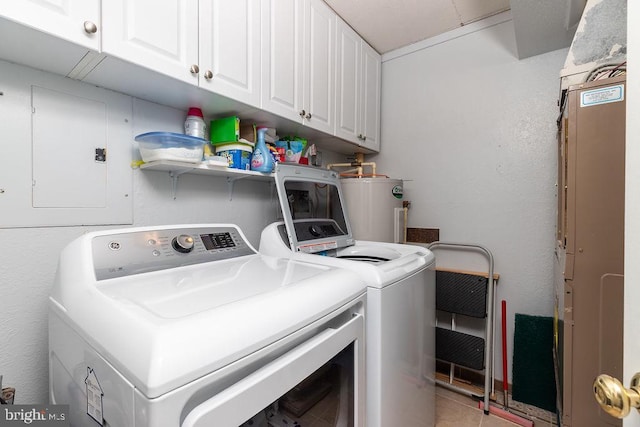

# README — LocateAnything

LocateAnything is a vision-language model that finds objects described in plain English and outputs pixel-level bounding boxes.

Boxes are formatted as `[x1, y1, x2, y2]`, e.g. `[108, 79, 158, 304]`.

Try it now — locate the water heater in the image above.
[340, 177, 404, 243]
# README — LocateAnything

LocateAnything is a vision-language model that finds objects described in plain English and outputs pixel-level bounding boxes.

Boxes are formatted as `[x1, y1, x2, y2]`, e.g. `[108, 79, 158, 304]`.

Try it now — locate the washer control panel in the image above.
[91, 226, 255, 280]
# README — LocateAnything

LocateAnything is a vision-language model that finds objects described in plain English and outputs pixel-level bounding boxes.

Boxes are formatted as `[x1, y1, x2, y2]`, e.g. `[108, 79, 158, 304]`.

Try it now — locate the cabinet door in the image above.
[101, 0, 199, 85]
[334, 17, 360, 144]
[261, 0, 304, 123]
[0, 0, 100, 50]
[302, 0, 335, 134]
[200, 0, 261, 107]
[360, 42, 381, 152]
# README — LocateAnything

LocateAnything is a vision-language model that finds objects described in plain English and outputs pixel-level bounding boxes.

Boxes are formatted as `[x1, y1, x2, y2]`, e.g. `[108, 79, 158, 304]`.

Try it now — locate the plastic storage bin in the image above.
[135, 132, 205, 163]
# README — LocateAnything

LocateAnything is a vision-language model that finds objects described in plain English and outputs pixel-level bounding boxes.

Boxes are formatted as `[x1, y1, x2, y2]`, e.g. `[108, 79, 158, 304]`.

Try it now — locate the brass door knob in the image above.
[593, 373, 640, 418]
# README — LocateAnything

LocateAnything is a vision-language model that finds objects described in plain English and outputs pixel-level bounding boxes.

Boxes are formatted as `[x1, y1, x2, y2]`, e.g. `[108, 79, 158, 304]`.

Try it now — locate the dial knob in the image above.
[309, 225, 322, 237]
[172, 235, 195, 253]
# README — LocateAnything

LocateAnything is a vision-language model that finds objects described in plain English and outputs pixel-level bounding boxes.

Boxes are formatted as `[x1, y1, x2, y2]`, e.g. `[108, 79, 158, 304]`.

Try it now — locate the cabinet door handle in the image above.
[299, 110, 306, 117]
[83, 21, 98, 34]
[204, 70, 213, 80]
[305, 112, 312, 120]
[190, 65, 200, 75]
[358, 134, 363, 140]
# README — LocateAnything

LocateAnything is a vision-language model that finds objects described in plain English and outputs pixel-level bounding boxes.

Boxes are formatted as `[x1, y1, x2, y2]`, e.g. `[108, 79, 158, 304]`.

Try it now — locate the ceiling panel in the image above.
[324, 0, 583, 58]
[453, 0, 510, 24]
[325, 0, 461, 53]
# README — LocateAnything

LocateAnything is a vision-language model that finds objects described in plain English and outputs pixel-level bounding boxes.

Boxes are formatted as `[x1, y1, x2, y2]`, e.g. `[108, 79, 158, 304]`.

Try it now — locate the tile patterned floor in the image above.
[270, 381, 557, 426]
[436, 385, 557, 427]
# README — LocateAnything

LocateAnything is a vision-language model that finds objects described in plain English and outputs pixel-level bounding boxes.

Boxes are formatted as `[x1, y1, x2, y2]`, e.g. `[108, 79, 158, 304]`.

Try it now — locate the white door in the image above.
[0, 0, 100, 50]
[101, 0, 198, 85]
[181, 312, 365, 427]
[623, 3, 640, 426]
[302, 0, 335, 134]
[360, 42, 381, 152]
[199, 0, 261, 107]
[260, 0, 305, 122]
[334, 17, 360, 144]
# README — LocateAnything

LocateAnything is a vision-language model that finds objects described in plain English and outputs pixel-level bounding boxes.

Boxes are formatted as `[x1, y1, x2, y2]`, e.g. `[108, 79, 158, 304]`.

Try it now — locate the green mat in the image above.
[511, 313, 556, 412]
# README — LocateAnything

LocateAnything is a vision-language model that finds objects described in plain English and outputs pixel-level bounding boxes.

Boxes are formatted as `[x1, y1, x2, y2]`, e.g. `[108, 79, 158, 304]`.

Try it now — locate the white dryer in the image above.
[260, 164, 436, 427]
[49, 224, 367, 427]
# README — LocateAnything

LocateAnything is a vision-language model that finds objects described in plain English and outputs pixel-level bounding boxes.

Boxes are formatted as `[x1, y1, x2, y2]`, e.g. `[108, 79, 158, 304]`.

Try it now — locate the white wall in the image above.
[373, 18, 567, 384]
[0, 62, 283, 403]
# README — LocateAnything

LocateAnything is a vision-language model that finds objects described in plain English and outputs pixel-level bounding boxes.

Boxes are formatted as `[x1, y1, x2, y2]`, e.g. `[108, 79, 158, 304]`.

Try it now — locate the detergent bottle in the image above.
[250, 127, 274, 173]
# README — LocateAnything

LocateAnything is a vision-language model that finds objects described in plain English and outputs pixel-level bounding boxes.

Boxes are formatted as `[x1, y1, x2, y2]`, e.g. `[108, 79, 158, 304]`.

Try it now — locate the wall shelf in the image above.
[139, 160, 273, 199]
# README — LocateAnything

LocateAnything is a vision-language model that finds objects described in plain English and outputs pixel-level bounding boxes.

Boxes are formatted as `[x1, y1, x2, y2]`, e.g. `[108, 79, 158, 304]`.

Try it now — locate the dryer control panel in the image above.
[91, 225, 255, 280]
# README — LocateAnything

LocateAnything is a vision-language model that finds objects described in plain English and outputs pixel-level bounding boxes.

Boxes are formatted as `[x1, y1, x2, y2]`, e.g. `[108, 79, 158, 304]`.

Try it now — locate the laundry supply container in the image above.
[215, 142, 253, 170]
[135, 132, 205, 163]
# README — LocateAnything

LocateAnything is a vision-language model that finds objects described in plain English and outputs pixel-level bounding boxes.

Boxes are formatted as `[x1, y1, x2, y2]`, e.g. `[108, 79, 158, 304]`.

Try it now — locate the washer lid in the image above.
[260, 221, 435, 288]
[273, 164, 356, 254]
[51, 225, 366, 399]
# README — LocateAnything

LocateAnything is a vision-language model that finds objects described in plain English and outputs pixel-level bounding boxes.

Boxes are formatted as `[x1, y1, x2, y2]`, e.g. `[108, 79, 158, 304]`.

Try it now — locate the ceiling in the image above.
[324, 0, 586, 58]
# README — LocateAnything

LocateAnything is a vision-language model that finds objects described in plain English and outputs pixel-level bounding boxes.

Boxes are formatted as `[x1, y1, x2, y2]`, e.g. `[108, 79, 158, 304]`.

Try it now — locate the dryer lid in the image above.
[50, 224, 366, 399]
[274, 164, 355, 254]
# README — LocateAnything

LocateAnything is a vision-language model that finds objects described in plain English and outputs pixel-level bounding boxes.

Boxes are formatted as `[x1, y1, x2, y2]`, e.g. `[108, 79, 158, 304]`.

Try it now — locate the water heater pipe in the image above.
[327, 153, 377, 177]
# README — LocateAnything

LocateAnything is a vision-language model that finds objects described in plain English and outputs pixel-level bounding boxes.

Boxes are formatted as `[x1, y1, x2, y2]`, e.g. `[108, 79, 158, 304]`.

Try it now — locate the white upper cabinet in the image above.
[199, 0, 261, 107]
[0, 0, 100, 50]
[101, 0, 199, 85]
[303, 0, 335, 134]
[101, 0, 261, 107]
[335, 18, 381, 151]
[334, 18, 360, 143]
[2, 0, 380, 154]
[262, 0, 335, 134]
[260, 0, 304, 123]
[360, 41, 381, 152]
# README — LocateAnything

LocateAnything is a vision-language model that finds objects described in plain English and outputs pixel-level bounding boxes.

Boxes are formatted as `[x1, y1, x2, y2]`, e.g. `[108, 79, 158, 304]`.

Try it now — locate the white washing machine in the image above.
[49, 224, 367, 427]
[260, 164, 436, 427]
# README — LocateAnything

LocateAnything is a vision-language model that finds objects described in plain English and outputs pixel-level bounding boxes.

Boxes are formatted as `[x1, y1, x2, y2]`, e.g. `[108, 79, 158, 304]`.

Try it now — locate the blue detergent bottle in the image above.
[250, 127, 274, 173]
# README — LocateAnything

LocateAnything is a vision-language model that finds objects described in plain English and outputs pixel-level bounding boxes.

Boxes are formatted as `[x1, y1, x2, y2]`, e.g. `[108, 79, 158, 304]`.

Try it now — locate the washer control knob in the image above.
[309, 225, 322, 237]
[172, 235, 195, 253]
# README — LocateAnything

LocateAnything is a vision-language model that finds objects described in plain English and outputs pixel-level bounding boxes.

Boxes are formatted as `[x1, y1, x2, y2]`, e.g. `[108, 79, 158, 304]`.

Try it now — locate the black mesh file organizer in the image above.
[436, 327, 485, 370]
[436, 270, 488, 318]
[435, 270, 488, 370]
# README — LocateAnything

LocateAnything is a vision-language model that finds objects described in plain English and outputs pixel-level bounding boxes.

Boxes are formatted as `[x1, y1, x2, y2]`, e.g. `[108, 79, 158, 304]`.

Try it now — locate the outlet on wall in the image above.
[311, 151, 322, 167]
[0, 375, 15, 405]
[1, 387, 15, 404]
